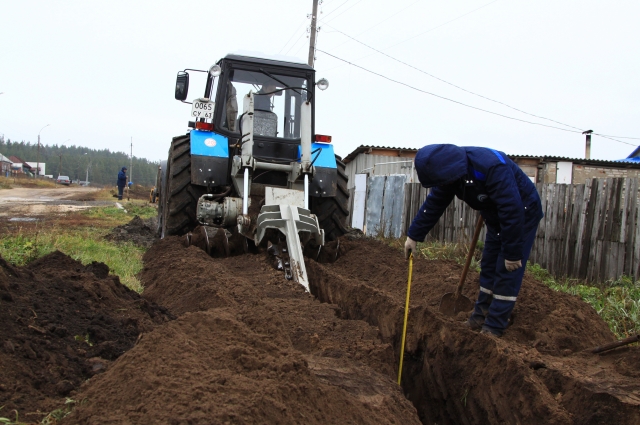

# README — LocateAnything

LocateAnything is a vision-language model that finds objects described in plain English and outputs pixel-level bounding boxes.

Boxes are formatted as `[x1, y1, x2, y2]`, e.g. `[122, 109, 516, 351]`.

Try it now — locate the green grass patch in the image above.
[386, 238, 483, 271]
[0, 222, 146, 292]
[81, 203, 156, 225]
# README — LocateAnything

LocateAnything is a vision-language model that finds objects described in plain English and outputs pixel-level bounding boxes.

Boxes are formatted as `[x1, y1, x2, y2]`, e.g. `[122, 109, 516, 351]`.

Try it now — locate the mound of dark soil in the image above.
[105, 215, 157, 248]
[5, 232, 640, 424]
[64, 238, 421, 424]
[307, 238, 640, 424]
[0, 251, 173, 420]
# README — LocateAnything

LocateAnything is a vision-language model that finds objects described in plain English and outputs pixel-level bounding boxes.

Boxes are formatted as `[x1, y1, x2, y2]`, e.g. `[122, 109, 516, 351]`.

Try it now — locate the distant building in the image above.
[343, 146, 418, 189]
[510, 155, 640, 184]
[343, 145, 640, 187]
[0, 153, 13, 176]
[9, 156, 33, 175]
[25, 162, 46, 176]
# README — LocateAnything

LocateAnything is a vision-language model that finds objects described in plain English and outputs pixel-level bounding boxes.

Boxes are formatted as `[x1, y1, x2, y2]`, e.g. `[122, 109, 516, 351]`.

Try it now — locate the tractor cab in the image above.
[175, 54, 327, 188]
[216, 56, 313, 141]
[177, 54, 315, 138]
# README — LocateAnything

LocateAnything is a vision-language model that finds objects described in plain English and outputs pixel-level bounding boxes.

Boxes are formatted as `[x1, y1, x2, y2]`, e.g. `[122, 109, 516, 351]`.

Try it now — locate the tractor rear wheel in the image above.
[161, 134, 206, 237]
[311, 156, 350, 241]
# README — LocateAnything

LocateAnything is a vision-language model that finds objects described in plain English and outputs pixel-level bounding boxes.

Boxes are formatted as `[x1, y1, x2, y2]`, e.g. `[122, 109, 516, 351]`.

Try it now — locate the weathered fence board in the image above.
[363, 175, 407, 238]
[356, 176, 640, 283]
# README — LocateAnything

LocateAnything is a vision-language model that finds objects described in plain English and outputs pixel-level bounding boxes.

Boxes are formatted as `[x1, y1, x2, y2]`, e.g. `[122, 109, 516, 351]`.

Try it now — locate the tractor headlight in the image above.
[209, 64, 222, 77]
[316, 78, 329, 91]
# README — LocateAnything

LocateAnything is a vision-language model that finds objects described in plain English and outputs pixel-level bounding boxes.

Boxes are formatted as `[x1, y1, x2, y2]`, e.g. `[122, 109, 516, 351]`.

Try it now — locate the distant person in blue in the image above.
[405, 144, 543, 337]
[117, 166, 127, 200]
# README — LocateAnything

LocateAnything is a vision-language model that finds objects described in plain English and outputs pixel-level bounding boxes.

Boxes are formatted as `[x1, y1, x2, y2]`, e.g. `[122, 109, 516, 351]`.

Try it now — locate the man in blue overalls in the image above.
[405, 144, 543, 337]
[117, 167, 127, 200]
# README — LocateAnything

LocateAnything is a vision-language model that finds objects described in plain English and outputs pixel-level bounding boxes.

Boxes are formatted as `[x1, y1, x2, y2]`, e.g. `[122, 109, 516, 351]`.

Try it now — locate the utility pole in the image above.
[307, 0, 319, 67]
[36, 124, 50, 178]
[583, 130, 593, 159]
[130, 137, 133, 185]
[83, 152, 91, 184]
[58, 154, 62, 180]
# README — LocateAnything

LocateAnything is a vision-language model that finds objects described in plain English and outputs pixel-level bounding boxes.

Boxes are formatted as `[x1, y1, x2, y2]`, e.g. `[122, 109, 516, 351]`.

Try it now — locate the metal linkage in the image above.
[255, 204, 324, 291]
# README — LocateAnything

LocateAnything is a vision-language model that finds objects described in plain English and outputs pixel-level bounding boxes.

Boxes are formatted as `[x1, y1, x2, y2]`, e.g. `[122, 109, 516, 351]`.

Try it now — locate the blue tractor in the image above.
[157, 54, 349, 289]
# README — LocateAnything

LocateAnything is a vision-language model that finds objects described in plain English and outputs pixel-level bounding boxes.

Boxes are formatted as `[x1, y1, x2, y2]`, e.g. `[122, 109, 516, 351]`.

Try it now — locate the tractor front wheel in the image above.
[160, 134, 206, 237]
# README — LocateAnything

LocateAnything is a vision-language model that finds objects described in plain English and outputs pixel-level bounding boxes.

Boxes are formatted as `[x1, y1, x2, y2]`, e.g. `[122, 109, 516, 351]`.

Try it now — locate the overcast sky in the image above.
[1, 0, 639, 163]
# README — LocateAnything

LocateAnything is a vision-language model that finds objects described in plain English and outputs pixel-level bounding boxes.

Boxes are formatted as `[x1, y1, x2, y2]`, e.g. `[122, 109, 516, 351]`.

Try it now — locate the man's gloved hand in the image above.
[505, 259, 522, 272]
[404, 237, 417, 260]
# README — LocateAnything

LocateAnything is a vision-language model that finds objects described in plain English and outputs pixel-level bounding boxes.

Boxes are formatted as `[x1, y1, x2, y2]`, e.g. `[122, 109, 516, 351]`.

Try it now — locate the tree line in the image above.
[0, 138, 159, 187]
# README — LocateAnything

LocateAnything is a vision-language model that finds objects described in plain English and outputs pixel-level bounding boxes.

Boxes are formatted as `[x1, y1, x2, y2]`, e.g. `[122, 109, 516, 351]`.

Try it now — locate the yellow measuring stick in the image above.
[397, 251, 413, 385]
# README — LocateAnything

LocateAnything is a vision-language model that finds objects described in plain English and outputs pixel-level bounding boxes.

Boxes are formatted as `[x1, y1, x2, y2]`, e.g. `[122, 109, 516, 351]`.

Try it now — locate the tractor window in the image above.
[220, 69, 309, 140]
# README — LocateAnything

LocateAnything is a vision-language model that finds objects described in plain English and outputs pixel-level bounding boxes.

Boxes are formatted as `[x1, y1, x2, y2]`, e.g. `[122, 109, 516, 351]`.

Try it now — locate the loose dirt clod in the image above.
[0, 251, 173, 419]
[105, 215, 158, 248]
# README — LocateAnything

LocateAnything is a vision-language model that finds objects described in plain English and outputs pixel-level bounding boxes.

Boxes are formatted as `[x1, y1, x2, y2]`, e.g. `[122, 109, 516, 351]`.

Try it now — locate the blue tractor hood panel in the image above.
[297, 143, 337, 169]
[190, 130, 229, 158]
[415, 144, 467, 188]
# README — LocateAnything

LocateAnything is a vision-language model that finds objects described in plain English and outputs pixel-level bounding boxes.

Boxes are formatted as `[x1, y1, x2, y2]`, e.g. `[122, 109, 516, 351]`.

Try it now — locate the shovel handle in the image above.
[455, 215, 485, 297]
[590, 334, 640, 354]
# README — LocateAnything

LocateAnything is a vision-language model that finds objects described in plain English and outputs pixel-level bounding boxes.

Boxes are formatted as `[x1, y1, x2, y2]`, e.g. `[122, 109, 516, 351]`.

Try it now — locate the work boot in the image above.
[464, 316, 484, 331]
[480, 325, 503, 337]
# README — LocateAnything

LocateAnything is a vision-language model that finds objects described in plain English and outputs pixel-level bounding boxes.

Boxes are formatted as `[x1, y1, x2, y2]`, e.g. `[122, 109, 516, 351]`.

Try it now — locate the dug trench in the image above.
[1, 228, 639, 424]
[306, 238, 640, 424]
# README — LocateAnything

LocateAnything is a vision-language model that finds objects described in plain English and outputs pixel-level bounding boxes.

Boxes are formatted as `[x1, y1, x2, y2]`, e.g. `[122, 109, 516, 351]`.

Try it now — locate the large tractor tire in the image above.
[160, 134, 206, 237]
[311, 156, 350, 241]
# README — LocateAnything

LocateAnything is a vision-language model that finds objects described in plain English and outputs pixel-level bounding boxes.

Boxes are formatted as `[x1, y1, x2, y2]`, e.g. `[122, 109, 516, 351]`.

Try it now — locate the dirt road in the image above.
[0, 186, 109, 218]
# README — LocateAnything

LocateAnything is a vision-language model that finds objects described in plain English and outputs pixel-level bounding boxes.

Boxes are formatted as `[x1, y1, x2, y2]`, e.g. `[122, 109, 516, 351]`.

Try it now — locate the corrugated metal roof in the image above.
[344, 145, 418, 163]
[0, 153, 13, 163]
[343, 145, 640, 168]
[511, 154, 640, 168]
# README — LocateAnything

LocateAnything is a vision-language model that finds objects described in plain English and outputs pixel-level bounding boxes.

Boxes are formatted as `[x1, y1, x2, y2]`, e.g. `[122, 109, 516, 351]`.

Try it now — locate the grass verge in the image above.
[0, 176, 58, 189]
[0, 203, 156, 292]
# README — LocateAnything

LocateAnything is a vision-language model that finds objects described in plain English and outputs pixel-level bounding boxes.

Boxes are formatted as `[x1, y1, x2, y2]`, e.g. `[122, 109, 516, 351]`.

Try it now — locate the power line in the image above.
[320, 0, 502, 73]
[321, 0, 364, 24]
[324, 0, 423, 51]
[324, 22, 585, 132]
[352, 0, 423, 36]
[388, 0, 502, 48]
[321, 0, 351, 20]
[593, 134, 635, 146]
[279, 18, 309, 54]
[593, 133, 640, 140]
[323, 24, 640, 143]
[284, 29, 308, 56]
[315, 49, 637, 146]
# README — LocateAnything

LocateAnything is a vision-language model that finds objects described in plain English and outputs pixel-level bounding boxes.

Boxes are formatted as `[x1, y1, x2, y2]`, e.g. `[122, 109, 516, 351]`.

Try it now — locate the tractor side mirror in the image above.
[175, 71, 189, 101]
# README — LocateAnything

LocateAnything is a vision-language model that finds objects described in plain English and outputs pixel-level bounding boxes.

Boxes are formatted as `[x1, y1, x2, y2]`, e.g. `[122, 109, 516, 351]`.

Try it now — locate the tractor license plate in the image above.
[191, 99, 215, 119]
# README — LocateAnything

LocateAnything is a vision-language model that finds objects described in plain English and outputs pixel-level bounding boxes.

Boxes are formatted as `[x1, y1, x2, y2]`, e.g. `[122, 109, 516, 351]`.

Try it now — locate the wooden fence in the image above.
[355, 177, 640, 283]
[531, 178, 640, 282]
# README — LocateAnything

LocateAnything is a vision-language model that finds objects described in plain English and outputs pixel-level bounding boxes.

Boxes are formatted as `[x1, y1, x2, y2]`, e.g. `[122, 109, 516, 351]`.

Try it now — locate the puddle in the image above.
[9, 217, 38, 222]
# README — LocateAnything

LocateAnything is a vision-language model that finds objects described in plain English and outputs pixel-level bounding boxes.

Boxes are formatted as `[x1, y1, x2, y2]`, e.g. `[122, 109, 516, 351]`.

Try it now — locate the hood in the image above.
[121, 167, 127, 171]
[414, 144, 467, 188]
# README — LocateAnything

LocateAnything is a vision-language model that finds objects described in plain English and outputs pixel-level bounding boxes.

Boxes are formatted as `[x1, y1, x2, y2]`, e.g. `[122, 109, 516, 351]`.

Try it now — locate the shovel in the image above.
[439, 215, 484, 317]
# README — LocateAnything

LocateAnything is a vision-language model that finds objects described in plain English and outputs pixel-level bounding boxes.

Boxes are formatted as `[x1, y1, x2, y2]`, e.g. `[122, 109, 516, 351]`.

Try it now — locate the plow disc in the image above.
[187, 226, 248, 257]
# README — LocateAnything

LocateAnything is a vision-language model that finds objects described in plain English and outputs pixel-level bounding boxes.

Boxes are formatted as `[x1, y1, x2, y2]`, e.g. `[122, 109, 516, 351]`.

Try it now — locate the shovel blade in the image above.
[439, 292, 474, 317]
